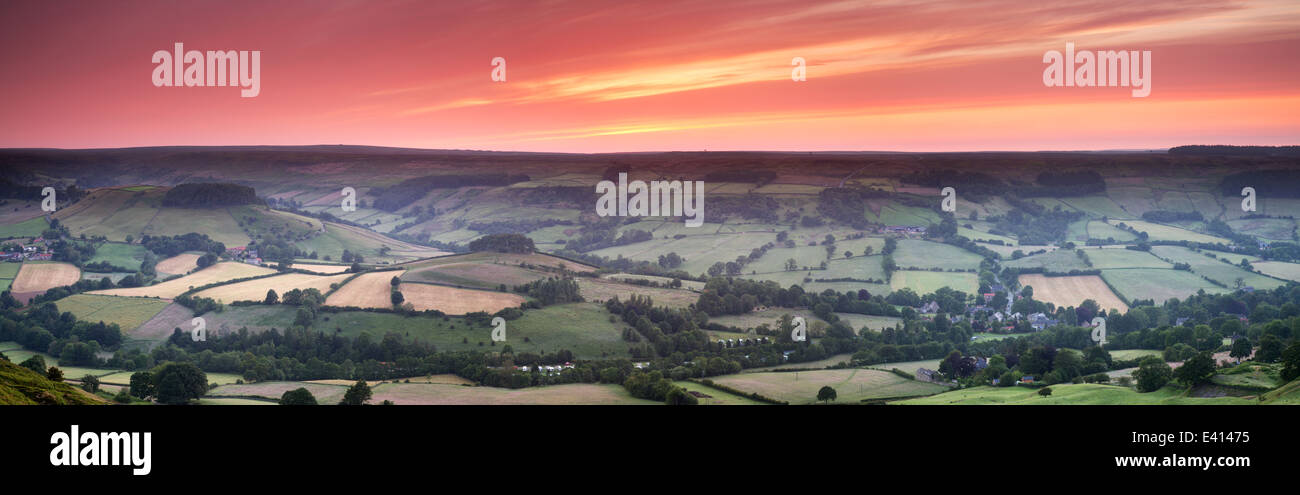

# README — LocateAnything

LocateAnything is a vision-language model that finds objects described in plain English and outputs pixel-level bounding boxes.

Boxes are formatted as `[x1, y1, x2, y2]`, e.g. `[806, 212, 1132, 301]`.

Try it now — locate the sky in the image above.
[1, 0, 1298, 152]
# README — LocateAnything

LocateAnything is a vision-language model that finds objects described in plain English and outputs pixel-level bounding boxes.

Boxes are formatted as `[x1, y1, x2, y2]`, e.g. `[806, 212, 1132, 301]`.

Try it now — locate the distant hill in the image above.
[0, 358, 105, 405]
[1170, 145, 1300, 156]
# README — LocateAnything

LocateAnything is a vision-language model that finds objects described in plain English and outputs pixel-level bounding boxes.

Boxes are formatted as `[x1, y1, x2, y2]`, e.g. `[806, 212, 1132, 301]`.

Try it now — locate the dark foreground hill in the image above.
[0, 358, 105, 405]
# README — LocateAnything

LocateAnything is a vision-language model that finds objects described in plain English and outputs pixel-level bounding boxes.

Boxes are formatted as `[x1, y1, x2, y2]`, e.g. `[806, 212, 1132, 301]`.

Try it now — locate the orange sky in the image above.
[1, 0, 1297, 152]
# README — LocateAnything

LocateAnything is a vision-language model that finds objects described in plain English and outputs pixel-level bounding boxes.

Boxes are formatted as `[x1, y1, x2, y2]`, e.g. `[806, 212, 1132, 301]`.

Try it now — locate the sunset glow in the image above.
[1, 0, 1297, 151]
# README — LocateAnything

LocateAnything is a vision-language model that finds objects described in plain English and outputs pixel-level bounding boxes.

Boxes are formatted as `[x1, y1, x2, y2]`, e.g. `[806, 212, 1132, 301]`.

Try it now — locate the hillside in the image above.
[0, 358, 106, 405]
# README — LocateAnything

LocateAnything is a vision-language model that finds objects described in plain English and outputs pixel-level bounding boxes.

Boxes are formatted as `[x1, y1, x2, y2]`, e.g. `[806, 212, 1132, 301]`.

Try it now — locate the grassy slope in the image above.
[0, 358, 105, 405]
[895, 383, 1254, 405]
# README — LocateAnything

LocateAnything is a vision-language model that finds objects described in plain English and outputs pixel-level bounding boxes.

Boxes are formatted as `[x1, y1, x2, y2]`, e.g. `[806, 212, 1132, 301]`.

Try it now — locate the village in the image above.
[0, 236, 54, 262]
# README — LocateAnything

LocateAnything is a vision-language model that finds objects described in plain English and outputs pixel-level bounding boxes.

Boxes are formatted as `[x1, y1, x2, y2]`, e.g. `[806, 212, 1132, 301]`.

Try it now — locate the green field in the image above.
[895, 383, 1254, 405]
[1109, 220, 1231, 244]
[867, 359, 942, 375]
[1085, 220, 1137, 242]
[1150, 245, 1286, 290]
[320, 303, 631, 360]
[369, 382, 659, 405]
[86, 242, 148, 270]
[1002, 249, 1091, 272]
[1108, 349, 1162, 361]
[710, 368, 948, 404]
[0, 262, 18, 291]
[891, 239, 983, 270]
[1102, 268, 1229, 303]
[890, 270, 979, 294]
[0, 216, 48, 238]
[50, 294, 170, 332]
[1082, 248, 1169, 269]
[1227, 217, 1295, 240]
[674, 381, 767, 405]
[1253, 261, 1300, 282]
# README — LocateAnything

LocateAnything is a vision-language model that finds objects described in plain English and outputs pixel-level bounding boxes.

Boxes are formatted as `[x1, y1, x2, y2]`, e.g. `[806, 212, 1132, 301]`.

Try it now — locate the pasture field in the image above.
[195, 273, 353, 303]
[1109, 349, 1162, 361]
[86, 242, 147, 270]
[1150, 245, 1286, 290]
[295, 222, 448, 263]
[673, 381, 767, 405]
[890, 270, 979, 294]
[0, 216, 47, 238]
[155, 253, 201, 275]
[894, 384, 1254, 405]
[146, 207, 251, 247]
[98, 371, 243, 386]
[1253, 261, 1300, 282]
[207, 382, 350, 404]
[972, 332, 1033, 342]
[131, 303, 299, 344]
[0, 262, 18, 291]
[1017, 274, 1129, 312]
[959, 227, 1017, 245]
[0, 348, 119, 380]
[709, 308, 820, 331]
[1228, 217, 1295, 240]
[310, 375, 476, 386]
[867, 359, 943, 375]
[11, 262, 82, 292]
[321, 303, 630, 359]
[198, 398, 276, 405]
[90, 262, 275, 299]
[1108, 220, 1231, 244]
[1082, 248, 1168, 269]
[710, 368, 947, 404]
[398, 250, 596, 273]
[600, 273, 706, 291]
[369, 382, 659, 405]
[325, 270, 404, 309]
[891, 239, 983, 270]
[291, 263, 353, 274]
[403, 261, 550, 289]
[1002, 249, 1090, 272]
[576, 278, 699, 309]
[51, 294, 170, 331]
[837, 313, 903, 331]
[1102, 268, 1228, 303]
[1211, 363, 1281, 390]
[865, 203, 941, 226]
[590, 231, 779, 276]
[1058, 196, 1131, 219]
[398, 282, 527, 314]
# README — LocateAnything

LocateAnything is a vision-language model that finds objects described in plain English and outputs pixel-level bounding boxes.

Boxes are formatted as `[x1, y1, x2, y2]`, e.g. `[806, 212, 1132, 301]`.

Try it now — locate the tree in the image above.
[1281, 342, 1300, 382]
[153, 362, 208, 405]
[1133, 357, 1173, 392]
[46, 366, 63, 382]
[80, 374, 100, 393]
[280, 387, 318, 405]
[18, 355, 45, 375]
[1229, 337, 1252, 363]
[391, 290, 405, 306]
[665, 387, 698, 405]
[1258, 334, 1284, 363]
[264, 289, 279, 304]
[1174, 352, 1216, 387]
[817, 386, 838, 404]
[129, 371, 155, 399]
[340, 380, 372, 405]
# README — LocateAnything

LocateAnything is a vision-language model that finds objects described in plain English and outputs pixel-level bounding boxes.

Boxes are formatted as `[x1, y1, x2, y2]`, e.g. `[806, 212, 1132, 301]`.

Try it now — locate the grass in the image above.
[866, 359, 942, 375]
[1102, 268, 1228, 304]
[1253, 261, 1300, 282]
[890, 270, 979, 294]
[972, 332, 1033, 342]
[0, 216, 49, 239]
[0, 358, 105, 405]
[576, 278, 699, 309]
[1108, 349, 1162, 361]
[318, 302, 631, 360]
[1002, 249, 1091, 272]
[1150, 245, 1286, 290]
[208, 381, 350, 404]
[50, 294, 170, 332]
[673, 380, 767, 405]
[891, 239, 983, 271]
[1109, 220, 1231, 244]
[86, 242, 147, 270]
[1083, 248, 1169, 270]
[710, 368, 948, 404]
[368, 382, 660, 405]
[895, 383, 1255, 405]
[0, 262, 18, 291]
